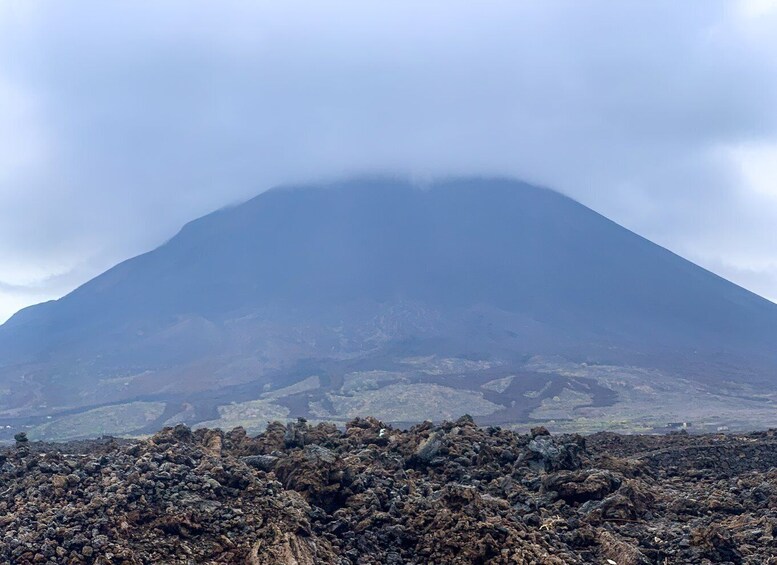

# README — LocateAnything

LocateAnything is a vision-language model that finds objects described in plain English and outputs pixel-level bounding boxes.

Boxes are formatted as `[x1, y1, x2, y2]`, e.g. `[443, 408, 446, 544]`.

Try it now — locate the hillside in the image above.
[0, 178, 776, 439]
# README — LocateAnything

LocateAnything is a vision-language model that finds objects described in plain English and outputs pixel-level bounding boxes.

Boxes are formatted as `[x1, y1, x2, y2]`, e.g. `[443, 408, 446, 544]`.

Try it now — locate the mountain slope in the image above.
[1, 177, 775, 437]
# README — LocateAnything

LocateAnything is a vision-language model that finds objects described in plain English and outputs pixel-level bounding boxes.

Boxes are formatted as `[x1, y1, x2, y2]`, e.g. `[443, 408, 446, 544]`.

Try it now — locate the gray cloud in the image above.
[1, 0, 777, 321]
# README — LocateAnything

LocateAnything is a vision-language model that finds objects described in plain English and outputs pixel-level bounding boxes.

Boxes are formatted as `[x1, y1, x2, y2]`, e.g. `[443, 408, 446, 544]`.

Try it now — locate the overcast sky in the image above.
[1, 0, 776, 323]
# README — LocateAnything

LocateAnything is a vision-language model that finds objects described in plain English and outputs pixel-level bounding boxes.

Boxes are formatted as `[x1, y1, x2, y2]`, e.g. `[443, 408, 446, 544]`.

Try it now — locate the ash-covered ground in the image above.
[2, 417, 777, 564]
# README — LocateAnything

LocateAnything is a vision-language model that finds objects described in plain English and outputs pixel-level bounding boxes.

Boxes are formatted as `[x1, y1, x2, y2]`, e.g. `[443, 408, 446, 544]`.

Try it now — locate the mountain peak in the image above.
[1, 177, 775, 439]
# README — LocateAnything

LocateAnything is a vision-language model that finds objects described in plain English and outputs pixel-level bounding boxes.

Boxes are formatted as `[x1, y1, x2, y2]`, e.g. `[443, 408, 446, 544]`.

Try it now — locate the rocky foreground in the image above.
[2, 418, 777, 564]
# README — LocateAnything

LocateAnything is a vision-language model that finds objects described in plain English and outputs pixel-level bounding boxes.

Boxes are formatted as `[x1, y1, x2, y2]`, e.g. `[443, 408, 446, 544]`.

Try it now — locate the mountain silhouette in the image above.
[1, 178, 775, 436]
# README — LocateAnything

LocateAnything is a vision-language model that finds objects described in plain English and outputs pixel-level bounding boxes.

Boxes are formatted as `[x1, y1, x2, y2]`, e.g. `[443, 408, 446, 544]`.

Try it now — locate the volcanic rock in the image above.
[2, 421, 777, 563]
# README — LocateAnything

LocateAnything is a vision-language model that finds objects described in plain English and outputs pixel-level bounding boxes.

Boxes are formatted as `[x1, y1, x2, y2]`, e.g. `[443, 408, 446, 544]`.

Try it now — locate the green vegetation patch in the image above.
[261, 375, 321, 400]
[481, 375, 515, 393]
[341, 371, 406, 394]
[324, 383, 501, 422]
[194, 399, 290, 434]
[29, 401, 166, 441]
[530, 388, 594, 420]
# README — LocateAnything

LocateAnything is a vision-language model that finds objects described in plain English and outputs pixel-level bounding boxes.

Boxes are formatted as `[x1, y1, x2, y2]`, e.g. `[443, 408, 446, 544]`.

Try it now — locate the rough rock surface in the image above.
[2, 418, 777, 564]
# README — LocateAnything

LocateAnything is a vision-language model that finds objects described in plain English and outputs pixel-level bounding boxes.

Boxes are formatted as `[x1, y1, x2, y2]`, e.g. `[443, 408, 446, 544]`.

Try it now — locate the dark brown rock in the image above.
[2, 421, 777, 564]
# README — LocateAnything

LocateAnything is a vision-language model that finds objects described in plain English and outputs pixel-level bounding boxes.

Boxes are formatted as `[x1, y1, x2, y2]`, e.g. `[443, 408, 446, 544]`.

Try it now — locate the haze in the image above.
[1, 0, 777, 323]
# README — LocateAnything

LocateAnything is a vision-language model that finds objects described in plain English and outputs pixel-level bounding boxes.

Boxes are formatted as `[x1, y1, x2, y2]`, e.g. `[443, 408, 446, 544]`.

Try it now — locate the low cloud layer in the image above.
[1, 0, 776, 322]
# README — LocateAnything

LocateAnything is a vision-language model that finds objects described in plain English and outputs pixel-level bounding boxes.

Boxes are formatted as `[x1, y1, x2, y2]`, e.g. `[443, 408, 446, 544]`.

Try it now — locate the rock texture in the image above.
[2, 418, 777, 564]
